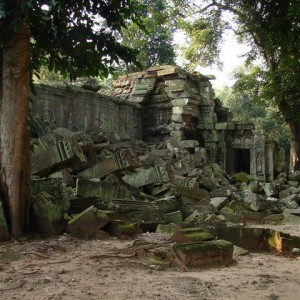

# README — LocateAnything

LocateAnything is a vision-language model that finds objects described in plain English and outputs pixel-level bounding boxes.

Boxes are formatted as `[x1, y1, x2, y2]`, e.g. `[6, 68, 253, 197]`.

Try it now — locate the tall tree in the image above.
[120, 0, 176, 71]
[0, 0, 143, 237]
[174, 0, 300, 170]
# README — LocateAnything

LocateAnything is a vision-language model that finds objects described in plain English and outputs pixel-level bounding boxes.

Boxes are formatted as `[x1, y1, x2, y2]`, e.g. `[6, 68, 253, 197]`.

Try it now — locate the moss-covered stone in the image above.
[156, 224, 177, 234]
[67, 206, 109, 238]
[32, 192, 67, 235]
[164, 211, 182, 224]
[231, 172, 250, 184]
[215, 226, 267, 251]
[106, 220, 141, 239]
[172, 240, 234, 267]
[171, 227, 215, 244]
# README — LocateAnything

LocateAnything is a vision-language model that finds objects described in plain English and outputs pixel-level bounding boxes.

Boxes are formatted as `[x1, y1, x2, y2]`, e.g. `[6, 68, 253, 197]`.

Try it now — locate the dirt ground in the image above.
[0, 227, 300, 300]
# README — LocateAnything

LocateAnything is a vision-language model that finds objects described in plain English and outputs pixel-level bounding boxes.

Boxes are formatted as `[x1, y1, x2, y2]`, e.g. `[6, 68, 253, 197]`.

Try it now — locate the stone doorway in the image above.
[233, 148, 250, 173]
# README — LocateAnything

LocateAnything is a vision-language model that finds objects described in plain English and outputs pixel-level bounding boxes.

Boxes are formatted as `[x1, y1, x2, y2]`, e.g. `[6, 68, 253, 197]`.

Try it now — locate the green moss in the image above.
[33, 192, 62, 221]
[232, 172, 250, 183]
[173, 240, 233, 255]
[183, 231, 214, 241]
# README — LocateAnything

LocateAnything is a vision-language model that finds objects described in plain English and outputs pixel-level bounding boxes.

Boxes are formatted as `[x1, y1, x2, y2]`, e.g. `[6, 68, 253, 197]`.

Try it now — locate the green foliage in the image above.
[0, 0, 145, 81]
[217, 65, 290, 150]
[119, 0, 176, 72]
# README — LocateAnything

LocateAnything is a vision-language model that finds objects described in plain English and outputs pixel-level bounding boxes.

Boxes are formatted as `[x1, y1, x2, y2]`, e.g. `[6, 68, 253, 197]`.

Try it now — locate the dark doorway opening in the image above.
[234, 148, 250, 173]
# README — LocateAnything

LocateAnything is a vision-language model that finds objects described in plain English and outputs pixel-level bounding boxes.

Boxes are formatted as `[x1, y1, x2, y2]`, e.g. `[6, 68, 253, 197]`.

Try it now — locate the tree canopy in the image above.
[174, 0, 300, 170]
[119, 0, 176, 72]
[1, 0, 144, 80]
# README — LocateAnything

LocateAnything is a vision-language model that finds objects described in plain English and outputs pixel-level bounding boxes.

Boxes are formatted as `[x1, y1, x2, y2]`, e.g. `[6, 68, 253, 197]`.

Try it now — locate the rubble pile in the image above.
[1, 125, 294, 266]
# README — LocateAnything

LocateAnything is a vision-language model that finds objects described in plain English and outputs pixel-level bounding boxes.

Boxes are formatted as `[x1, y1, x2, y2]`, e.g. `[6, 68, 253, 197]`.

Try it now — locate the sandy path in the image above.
[0, 234, 299, 300]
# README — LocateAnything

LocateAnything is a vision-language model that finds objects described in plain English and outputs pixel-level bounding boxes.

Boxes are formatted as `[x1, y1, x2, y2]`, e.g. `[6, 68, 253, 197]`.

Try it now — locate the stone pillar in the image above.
[251, 130, 266, 181]
[266, 142, 275, 181]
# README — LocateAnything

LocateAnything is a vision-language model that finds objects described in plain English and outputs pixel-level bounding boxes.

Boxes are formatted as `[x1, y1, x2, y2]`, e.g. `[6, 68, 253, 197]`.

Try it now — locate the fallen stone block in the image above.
[279, 194, 299, 209]
[122, 164, 174, 188]
[263, 182, 279, 197]
[210, 188, 232, 198]
[31, 178, 71, 212]
[281, 210, 300, 225]
[76, 178, 133, 202]
[233, 245, 249, 256]
[146, 184, 170, 196]
[78, 149, 140, 179]
[175, 186, 210, 202]
[263, 213, 284, 225]
[66, 206, 109, 238]
[164, 211, 183, 224]
[238, 211, 265, 225]
[210, 197, 228, 210]
[172, 240, 234, 267]
[171, 227, 215, 244]
[31, 138, 86, 177]
[106, 220, 141, 239]
[215, 226, 267, 251]
[113, 199, 158, 213]
[31, 192, 67, 235]
[125, 210, 165, 232]
[198, 175, 220, 191]
[155, 196, 179, 213]
[156, 223, 177, 234]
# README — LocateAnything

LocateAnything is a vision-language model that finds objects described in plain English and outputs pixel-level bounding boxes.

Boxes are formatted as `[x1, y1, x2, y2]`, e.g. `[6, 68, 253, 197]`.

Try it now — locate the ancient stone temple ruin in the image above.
[31, 65, 276, 180]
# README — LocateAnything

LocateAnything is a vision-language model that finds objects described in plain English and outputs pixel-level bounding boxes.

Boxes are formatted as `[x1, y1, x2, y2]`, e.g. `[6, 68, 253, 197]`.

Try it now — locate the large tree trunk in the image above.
[0, 16, 30, 237]
[289, 121, 300, 172]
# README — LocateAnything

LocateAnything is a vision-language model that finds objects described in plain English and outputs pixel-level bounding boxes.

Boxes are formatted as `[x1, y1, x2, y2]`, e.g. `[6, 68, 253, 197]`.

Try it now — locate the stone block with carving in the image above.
[78, 149, 140, 179]
[122, 164, 174, 188]
[31, 138, 86, 177]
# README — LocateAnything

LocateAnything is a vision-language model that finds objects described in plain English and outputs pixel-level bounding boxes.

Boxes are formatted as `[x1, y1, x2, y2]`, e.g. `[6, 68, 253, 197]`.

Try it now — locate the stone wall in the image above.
[31, 84, 142, 140]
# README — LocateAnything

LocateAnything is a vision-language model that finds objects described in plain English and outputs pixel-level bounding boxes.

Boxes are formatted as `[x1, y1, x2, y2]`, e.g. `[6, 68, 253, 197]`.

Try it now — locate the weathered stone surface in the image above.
[239, 185, 267, 212]
[210, 197, 228, 210]
[79, 149, 140, 179]
[210, 188, 232, 198]
[280, 194, 299, 209]
[155, 223, 177, 234]
[233, 245, 249, 256]
[172, 240, 234, 267]
[122, 164, 174, 187]
[125, 210, 165, 231]
[67, 206, 109, 237]
[31, 138, 86, 177]
[106, 220, 141, 239]
[155, 196, 179, 213]
[32, 192, 67, 235]
[263, 213, 284, 224]
[281, 210, 300, 225]
[164, 211, 183, 224]
[171, 227, 215, 244]
[215, 226, 267, 250]
[76, 178, 133, 202]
